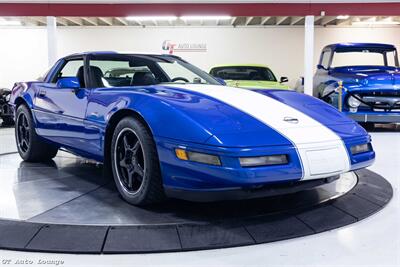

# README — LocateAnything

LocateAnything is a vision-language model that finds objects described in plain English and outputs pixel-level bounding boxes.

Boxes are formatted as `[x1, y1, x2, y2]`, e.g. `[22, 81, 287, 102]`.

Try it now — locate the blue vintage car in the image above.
[314, 43, 400, 128]
[10, 52, 374, 205]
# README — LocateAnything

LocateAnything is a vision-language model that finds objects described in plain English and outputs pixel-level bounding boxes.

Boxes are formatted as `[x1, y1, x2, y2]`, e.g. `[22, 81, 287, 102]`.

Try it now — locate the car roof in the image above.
[210, 64, 271, 69]
[323, 42, 397, 52]
[65, 51, 182, 59]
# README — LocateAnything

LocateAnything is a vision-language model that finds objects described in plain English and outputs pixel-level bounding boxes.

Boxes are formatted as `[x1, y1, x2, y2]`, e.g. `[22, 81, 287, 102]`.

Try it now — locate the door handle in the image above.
[38, 90, 46, 97]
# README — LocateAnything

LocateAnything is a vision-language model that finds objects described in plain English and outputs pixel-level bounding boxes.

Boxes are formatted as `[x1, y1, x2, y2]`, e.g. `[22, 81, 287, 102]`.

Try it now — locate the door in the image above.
[34, 57, 90, 150]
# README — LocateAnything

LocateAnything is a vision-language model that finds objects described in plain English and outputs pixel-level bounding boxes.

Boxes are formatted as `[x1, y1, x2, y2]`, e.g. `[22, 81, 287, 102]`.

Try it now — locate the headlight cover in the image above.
[175, 148, 221, 166]
[239, 154, 288, 167]
[350, 143, 371, 155]
[348, 95, 361, 108]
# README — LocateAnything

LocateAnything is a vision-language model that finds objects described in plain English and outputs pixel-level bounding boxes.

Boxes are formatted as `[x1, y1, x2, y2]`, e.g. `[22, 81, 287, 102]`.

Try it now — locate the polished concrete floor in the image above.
[0, 125, 399, 266]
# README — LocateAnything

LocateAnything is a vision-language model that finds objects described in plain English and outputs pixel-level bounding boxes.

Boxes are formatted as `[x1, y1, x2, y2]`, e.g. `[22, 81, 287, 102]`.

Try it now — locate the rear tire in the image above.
[111, 117, 165, 206]
[15, 105, 58, 162]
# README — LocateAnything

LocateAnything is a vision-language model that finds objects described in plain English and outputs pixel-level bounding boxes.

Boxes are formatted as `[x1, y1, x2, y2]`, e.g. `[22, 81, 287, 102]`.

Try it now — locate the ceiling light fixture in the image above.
[125, 16, 178, 21]
[180, 16, 232, 21]
[352, 17, 400, 25]
[0, 20, 22, 26]
[336, 15, 350, 20]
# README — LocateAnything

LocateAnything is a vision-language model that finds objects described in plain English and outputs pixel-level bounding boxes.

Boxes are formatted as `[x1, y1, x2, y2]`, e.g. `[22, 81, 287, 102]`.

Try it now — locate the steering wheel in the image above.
[171, 77, 190, 83]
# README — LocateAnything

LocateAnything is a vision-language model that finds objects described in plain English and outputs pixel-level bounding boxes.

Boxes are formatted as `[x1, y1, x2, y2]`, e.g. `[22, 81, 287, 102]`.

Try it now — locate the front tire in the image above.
[111, 117, 165, 206]
[15, 105, 58, 162]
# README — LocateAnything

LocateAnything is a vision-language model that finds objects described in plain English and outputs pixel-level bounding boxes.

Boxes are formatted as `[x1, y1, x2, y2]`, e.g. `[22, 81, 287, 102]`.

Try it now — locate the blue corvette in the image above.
[314, 43, 400, 128]
[10, 52, 375, 205]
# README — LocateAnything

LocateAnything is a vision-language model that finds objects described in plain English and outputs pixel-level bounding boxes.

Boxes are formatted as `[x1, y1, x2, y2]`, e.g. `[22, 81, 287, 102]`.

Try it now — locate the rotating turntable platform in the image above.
[0, 151, 393, 254]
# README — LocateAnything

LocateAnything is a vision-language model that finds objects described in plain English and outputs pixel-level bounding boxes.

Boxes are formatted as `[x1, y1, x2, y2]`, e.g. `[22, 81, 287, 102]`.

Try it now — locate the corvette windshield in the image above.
[331, 50, 399, 68]
[88, 55, 220, 88]
[210, 66, 277, 81]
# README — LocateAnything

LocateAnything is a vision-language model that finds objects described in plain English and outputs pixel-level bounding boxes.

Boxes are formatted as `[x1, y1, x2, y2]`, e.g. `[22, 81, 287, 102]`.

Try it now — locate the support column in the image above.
[46, 16, 58, 67]
[304, 15, 314, 96]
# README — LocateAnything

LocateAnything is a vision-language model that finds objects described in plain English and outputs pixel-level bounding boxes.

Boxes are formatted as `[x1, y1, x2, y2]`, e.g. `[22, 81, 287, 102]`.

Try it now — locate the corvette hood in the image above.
[157, 84, 366, 147]
[330, 66, 400, 89]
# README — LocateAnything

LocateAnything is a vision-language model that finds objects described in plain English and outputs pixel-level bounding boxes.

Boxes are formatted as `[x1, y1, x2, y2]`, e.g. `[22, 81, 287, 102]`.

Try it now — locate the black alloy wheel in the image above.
[15, 105, 58, 162]
[111, 117, 165, 205]
[16, 113, 30, 153]
[115, 128, 146, 194]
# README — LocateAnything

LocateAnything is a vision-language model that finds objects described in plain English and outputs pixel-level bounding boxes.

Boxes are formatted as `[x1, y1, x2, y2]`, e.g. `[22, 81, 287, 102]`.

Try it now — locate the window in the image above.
[87, 55, 219, 88]
[210, 66, 277, 82]
[91, 60, 131, 77]
[331, 51, 394, 67]
[385, 51, 397, 67]
[58, 59, 84, 78]
[320, 50, 331, 69]
[158, 61, 208, 84]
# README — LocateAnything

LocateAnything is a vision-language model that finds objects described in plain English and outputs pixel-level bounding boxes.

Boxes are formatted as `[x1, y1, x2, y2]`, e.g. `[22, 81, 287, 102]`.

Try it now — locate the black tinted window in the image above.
[210, 66, 277, 81]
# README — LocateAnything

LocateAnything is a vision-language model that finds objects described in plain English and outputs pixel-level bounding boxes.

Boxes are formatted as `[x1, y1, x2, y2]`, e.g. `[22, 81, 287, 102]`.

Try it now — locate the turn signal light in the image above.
[175, 148, 221, 166]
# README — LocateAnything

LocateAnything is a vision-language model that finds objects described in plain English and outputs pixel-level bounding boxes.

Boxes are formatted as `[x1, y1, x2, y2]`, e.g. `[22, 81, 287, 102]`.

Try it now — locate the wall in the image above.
[0, 28, 48, 88]
[1, 25, 400, 89]
[57, 27, 305, 87]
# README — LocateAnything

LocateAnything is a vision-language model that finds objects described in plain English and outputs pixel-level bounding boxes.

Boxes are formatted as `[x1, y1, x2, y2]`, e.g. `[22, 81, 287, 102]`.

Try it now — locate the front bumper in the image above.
[156, 135, 374, 201]
[345, 111, 400, 123]
[165, 175, 339, 202]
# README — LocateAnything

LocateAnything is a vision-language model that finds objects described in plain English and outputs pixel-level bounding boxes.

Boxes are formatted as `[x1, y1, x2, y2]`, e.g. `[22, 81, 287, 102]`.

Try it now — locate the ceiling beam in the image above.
[3, 3, 400, 17]
[276, 16, 288, 25]
[336, 17, 353, 26]
[98, 17, 113, 26]
[56, 17, 69, 26]
[245, 16, 254, 26]
[314, 16, 323, 24]
[231, 17, 239, 26]
[63, 17, 83, 26]
[82, 17, 98, 26]
[320, 16, 336, 26]
[290, 16, 304, 25]
[21, 17, 41, 26]
[28, 16, 47, 25]
[261, 16, 271, 25]
[114, 17, 127, 26]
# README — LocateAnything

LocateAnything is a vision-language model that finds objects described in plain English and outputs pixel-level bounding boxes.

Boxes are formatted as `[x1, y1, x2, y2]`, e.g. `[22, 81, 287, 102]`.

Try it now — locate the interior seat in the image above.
[131, 71, 157, 86]
[76, 66, 85, 87]
[76, 66, 105, 88]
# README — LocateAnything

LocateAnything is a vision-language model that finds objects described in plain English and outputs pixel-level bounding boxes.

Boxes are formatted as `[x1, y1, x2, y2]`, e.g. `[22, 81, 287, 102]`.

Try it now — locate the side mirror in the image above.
[214, 77, 226, 86]
[280, 77, 289, 83]
[56, 77, 80, 89]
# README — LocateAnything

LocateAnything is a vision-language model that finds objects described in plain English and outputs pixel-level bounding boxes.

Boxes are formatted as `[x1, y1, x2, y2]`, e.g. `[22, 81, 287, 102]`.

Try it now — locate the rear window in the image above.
[210, 66, 277, 81]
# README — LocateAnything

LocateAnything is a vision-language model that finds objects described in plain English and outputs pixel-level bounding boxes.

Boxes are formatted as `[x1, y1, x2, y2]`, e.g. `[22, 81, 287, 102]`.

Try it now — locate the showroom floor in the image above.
[0, 126, 398, 266]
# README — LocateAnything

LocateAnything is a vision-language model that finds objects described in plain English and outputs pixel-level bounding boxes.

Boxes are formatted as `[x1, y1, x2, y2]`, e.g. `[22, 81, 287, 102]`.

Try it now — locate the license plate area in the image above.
[306, 147, 346, 176]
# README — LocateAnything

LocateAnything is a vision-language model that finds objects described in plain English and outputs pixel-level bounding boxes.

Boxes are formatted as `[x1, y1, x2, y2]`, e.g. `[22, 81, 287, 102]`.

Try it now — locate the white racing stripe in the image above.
[168, 84, 351, 180]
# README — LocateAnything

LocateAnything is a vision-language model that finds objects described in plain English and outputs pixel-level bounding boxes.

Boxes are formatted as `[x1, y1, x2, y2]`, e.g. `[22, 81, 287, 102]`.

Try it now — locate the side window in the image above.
[89, 59, 158, 88]
[53, 59, 84, 86]
[386, 51, 397, 67]
[320, 50, 331, 69]
[90, 60, 137, 87]
[58, 60, 84, 78]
